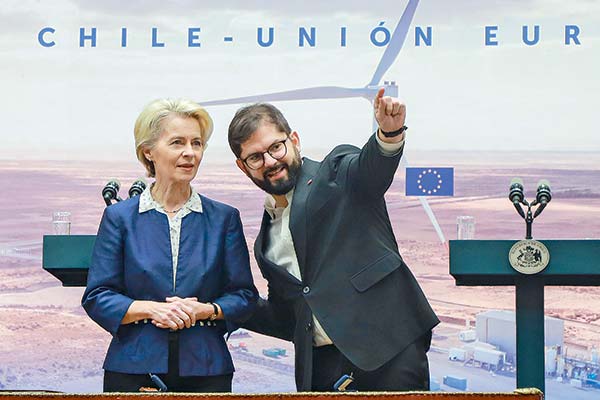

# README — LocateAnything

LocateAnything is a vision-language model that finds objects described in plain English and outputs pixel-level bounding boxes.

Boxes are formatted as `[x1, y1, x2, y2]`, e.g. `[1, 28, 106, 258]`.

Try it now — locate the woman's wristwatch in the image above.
[208, 302, 219, 321]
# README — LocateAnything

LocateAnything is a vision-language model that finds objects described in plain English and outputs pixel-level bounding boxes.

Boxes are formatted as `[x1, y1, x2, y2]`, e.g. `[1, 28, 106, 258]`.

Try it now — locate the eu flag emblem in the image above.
[405, 167, 454, 196]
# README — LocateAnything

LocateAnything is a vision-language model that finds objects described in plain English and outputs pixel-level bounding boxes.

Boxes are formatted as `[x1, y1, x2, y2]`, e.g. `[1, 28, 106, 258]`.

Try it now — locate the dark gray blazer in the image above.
[244, 133, 439, 390]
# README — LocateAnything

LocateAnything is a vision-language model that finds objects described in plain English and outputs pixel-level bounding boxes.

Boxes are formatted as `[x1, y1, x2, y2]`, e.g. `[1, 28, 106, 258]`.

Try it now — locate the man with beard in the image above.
[227, 88, 439, 392]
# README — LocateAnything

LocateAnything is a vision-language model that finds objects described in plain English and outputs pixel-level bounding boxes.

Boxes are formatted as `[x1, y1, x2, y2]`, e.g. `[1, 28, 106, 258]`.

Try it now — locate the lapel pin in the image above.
[307, 179, 313, 185]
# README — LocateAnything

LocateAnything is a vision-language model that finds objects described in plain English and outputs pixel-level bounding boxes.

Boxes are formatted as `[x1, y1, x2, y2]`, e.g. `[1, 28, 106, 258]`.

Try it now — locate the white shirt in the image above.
[138, 185, 203, 290]
[262, 133, 404, 346]
[264, 190, 334, 346]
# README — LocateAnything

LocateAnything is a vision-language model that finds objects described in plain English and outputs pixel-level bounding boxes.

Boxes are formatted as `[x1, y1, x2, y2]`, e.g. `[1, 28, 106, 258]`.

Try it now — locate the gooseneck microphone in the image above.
[533, 179, 551, 218]
[509, 178, 524, 204]
[508, 177, 552, 239]
[509, 178, 526, 218]
[535, 179, 551, 205]
[128, 178, 147, 198]
[102, 179, 122, 206]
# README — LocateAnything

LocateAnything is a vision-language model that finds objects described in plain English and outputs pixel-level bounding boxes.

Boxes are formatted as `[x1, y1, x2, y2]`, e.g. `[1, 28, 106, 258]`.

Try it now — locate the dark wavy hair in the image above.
[228, 103, 291, 158]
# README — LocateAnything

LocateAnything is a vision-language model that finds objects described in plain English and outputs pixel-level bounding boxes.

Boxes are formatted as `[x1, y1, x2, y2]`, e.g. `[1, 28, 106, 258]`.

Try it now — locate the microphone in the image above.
[509, 178, 526, 218]
[149, 373, 168, 392]
[128, 178, 147, 198]
[334, 374, 355, 392]
[509, 178, 525, 204]
[535, 179, 551, 205]
[533, 179, 551, 217]
[102, 179, 121, 206]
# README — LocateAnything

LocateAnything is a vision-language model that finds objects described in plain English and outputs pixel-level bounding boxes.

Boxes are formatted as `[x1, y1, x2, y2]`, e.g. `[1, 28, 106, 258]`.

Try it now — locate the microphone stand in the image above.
[510, 189, 548, 240]
[514, 199, 538, 240]
[524, 201, 534, 240]
[508, 180, 551, 392]
[103, 195, 123, 207]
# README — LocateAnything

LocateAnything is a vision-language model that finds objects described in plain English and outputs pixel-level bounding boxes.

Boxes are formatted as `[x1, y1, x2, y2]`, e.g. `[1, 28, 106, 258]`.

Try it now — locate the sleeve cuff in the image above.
[375, 130, 405, 156]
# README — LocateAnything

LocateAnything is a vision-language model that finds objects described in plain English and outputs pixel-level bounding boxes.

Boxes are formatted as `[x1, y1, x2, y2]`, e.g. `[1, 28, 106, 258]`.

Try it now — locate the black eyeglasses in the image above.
[241, 136, 290, 170]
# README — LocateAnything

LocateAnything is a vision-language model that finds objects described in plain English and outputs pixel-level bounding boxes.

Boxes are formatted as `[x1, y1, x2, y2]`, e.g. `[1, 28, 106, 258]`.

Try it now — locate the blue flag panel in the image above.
[405, 167, 454, 196]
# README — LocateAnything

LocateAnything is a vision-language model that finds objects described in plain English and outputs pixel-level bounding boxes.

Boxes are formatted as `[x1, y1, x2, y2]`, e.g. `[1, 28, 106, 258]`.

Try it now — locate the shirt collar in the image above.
[264, 189, 294, 220]
[139, 184, 203, 214]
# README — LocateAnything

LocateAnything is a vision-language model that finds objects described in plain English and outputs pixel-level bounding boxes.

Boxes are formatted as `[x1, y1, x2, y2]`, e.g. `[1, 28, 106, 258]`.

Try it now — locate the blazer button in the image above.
[303, 286, 310, 294]
[306, 322, 312, 332]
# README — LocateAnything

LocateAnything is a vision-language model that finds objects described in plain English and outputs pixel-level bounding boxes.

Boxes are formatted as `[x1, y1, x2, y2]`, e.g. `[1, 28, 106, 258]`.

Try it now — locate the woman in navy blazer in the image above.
[82, 98, 258, 392]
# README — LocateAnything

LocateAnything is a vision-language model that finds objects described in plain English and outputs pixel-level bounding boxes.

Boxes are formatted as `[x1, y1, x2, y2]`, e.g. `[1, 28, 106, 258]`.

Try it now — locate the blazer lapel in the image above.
[255, 210, 302, 287]
[253, 210, 272, 267]
[289, 158, 320, 279]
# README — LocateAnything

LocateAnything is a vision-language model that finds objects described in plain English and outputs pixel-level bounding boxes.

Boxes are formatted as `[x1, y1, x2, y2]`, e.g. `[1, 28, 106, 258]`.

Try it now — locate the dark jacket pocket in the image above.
[350, 252, 403, 292]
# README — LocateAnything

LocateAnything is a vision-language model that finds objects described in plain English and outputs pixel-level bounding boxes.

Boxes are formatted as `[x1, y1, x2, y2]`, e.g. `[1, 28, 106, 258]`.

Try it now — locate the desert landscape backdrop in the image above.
[0, 149, 599, 398]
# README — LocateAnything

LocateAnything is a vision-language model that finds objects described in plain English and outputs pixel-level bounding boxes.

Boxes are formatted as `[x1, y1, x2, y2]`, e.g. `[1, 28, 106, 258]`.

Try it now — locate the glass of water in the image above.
[52, 211, 71, 235]
[457, 215, 475, 240]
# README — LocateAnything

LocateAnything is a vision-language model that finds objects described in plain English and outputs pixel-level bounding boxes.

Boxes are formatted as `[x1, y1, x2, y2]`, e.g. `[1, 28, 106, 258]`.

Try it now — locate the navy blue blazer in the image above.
[82, 194, 258, 376]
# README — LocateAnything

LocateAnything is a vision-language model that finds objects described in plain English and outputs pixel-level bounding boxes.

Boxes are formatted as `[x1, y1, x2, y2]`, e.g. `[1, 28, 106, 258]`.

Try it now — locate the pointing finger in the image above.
[374, 87, 385, 110]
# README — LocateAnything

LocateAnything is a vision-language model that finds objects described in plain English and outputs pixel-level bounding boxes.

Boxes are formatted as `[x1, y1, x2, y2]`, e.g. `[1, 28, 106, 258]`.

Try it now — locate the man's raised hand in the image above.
[374, 88, 406, 135]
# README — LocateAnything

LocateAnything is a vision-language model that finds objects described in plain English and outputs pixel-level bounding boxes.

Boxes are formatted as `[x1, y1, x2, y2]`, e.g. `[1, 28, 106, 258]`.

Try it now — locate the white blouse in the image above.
[138, 185, 203, 290]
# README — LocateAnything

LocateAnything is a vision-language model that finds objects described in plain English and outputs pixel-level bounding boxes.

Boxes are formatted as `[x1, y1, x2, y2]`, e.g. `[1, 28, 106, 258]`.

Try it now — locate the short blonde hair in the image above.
[134, 98, 213, 177]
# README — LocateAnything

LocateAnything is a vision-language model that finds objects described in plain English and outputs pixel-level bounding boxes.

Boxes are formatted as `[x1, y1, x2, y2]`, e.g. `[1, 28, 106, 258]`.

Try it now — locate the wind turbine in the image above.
[199, 0, 446, 243]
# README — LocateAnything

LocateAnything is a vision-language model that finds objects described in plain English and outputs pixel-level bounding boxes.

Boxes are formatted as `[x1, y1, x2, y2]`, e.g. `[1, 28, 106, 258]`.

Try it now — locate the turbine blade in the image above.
[417, 195, 446, 244]
[400, 156, 447, 243]
[368, 0, 420, 87]
[200, 87, 369, 106]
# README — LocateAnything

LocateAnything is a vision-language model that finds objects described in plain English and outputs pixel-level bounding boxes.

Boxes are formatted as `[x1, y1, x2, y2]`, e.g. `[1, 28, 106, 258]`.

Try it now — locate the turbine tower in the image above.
[199, 0, 446, 243]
